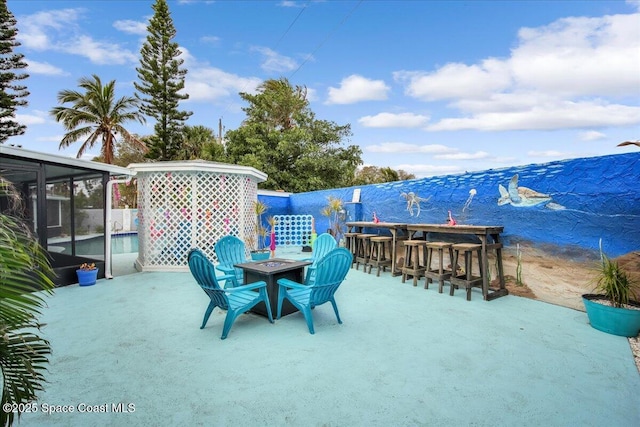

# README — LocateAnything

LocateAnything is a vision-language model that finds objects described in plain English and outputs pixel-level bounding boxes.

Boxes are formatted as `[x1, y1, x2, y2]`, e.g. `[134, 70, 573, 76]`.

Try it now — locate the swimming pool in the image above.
[55, 233, 139, 256]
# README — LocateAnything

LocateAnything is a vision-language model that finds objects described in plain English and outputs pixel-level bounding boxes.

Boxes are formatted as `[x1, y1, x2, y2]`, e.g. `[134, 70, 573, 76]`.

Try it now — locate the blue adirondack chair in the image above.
[277, 247, 352, 334]
[303, 232, 337, 285]
[188, 249, 273, 339]
[214, 235, 247, 287]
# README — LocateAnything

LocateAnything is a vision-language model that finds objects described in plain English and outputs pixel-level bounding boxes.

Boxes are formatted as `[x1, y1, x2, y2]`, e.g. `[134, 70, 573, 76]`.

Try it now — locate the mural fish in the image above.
[401, 192, 431, 216]
[498, 174, 564, 209]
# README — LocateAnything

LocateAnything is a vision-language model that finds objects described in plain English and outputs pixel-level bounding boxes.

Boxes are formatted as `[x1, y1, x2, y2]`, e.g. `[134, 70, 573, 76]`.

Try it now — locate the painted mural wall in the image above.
[268, 153, 639, 258]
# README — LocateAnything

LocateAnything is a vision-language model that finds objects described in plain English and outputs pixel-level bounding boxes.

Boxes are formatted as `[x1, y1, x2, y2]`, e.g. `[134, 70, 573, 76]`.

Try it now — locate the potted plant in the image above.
[77, 262, 99, 287]
[582, 243, 640, 337]
[249, 200, 270, 261]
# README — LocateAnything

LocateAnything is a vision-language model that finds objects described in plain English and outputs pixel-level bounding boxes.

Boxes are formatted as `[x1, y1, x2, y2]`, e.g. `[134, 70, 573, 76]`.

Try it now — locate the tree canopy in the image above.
[223, 78, 362, 192]
[0, 1, 29, 143]
[134, 0, 191, 161]
[353, 166, 415, 185]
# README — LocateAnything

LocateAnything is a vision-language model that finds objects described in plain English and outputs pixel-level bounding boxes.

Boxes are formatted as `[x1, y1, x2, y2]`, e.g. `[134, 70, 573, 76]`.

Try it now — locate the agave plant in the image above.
[0, 177, 55, 426]
[591, 239, 637, 308]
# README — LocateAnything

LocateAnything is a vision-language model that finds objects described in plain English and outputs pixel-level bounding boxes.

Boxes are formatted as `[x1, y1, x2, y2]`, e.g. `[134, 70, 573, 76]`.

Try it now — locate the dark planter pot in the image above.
[250, 251, 270, 261]
[582, 294, 640, 337]
[76, 269, 98, 287]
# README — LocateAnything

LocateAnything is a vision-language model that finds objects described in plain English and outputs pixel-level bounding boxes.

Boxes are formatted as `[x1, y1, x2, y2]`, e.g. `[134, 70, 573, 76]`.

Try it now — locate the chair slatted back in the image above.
[311, 233, 338, 264]
[215, 235, 246, 275]
[309, 248, 352, 306]
[188, 249, 229, 310]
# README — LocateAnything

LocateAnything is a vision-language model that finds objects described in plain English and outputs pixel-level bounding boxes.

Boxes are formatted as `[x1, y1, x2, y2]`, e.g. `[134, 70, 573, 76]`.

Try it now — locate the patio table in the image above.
[346, 222, 409, 276]
[235, 258, 312, 317]
[406, 224, 508, 301]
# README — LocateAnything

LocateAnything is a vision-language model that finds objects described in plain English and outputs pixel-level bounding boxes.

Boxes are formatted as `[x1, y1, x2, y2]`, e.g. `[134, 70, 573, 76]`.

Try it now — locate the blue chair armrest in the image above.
[277, 278, 308, 290]
[216, 264, 235, 275]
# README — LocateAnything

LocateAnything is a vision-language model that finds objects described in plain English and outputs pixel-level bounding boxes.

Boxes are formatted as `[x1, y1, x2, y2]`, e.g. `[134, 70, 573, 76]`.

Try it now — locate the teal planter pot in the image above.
[250, 252, 270, 261]
[582, 294, 640, 337]
[77, 269, 98, 287]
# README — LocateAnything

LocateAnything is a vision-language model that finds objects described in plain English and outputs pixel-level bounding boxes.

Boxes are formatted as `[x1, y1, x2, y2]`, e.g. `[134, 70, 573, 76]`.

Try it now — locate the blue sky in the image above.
[7, 0, 640, 177]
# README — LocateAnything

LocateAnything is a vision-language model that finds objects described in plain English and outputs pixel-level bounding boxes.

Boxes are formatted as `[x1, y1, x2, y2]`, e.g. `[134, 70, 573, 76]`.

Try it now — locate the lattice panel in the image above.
[137, 170, 257, 271]
[273, 214, 313, 246]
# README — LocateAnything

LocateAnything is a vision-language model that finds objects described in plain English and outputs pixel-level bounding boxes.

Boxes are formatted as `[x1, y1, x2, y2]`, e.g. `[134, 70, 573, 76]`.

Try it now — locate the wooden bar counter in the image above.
[406, 224, 508, 301]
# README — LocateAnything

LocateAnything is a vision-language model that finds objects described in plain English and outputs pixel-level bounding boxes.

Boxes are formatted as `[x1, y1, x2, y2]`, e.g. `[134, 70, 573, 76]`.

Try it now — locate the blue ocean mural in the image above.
[261, 153, 639, 258]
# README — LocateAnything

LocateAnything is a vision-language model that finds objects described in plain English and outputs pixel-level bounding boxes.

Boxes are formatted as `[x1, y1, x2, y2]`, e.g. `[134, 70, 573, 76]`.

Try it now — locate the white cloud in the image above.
[359, 112, 429, 128]
[434, 151, 490, 160]
[17, 8, 137, 66]
[113, 19, 148, 35]
[580, 130, 607, 141]
[251, 46, 298, 73]
[510, 13, 640, 97]
[279, 1, 306, 7]
[394, 59, 511, 101]
[185, 67, 262, 102]
[367, 143, 455, 154]
[63, 35, 137, 65]
[36, 135, 66, 143]
[201, 36, 221, 45]
[527, 150, 569, 157]
[395, 10, 640, 133]
[17, 9, 82, 50]
[428, 100, 640, 131]
[326, 75, 390, 104]
[16, 113, 47, 126]
[25, 59, 67, 76]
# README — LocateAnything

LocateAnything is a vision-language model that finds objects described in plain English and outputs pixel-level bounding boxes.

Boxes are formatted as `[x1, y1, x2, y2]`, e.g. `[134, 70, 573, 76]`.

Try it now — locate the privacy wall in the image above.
[281, 153, 639, 258]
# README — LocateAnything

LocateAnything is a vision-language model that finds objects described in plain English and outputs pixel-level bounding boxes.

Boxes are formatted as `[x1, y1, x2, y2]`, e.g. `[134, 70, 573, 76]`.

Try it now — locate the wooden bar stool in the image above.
[401, 240, 427, 286]
[449, 243, 483, 301]
[367, 236, 393, 276]
[343, 232, 359, 266]
[424, 241, 454, 293]
[355, 234, 377, 271]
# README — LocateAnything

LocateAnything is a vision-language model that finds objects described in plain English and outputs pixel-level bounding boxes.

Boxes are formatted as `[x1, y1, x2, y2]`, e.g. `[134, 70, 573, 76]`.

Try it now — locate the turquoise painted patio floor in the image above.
[18, 248, 640, 426]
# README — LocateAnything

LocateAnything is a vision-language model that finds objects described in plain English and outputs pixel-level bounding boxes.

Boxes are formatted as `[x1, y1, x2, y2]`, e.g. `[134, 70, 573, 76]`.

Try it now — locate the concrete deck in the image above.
[18, 248, 640, 426]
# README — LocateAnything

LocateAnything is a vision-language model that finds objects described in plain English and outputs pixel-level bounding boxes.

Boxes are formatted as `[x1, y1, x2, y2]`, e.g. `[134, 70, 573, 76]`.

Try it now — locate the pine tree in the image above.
[134, 0, 191, 160]
[0, 0, 29, 143]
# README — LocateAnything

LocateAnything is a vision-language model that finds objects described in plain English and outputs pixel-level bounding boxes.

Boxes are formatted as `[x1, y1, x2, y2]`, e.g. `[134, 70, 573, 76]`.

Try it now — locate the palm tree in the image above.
[179, 125, 216, 160]
[50, 74, 146, 164]
[0, 177, 55, 426]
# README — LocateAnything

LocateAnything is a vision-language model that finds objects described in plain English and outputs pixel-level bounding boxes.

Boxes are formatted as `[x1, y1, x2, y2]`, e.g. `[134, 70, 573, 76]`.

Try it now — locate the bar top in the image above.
[346, 221, 408, 228]
[406, 224, 504, 234]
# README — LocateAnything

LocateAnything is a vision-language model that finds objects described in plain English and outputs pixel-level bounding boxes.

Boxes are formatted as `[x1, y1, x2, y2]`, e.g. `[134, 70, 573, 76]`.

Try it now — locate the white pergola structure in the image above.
[129, 161, 267, 271]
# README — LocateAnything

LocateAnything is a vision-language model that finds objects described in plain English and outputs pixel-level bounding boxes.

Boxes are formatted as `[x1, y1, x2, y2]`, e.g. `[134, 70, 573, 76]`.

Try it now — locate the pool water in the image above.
[56, 233, 139, 256]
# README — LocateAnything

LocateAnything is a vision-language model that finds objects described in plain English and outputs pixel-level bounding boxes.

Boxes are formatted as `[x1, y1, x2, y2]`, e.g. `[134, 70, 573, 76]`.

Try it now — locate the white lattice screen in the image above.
[133, 163, 264, 271]
[273, 214, 313, 246]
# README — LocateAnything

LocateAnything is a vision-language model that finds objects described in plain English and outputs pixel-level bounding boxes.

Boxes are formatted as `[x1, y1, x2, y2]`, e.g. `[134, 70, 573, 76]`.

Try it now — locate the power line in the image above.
[274, 4, 307, 49]
[289, 0, 364, 79]
[218, 3, 309, 119]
